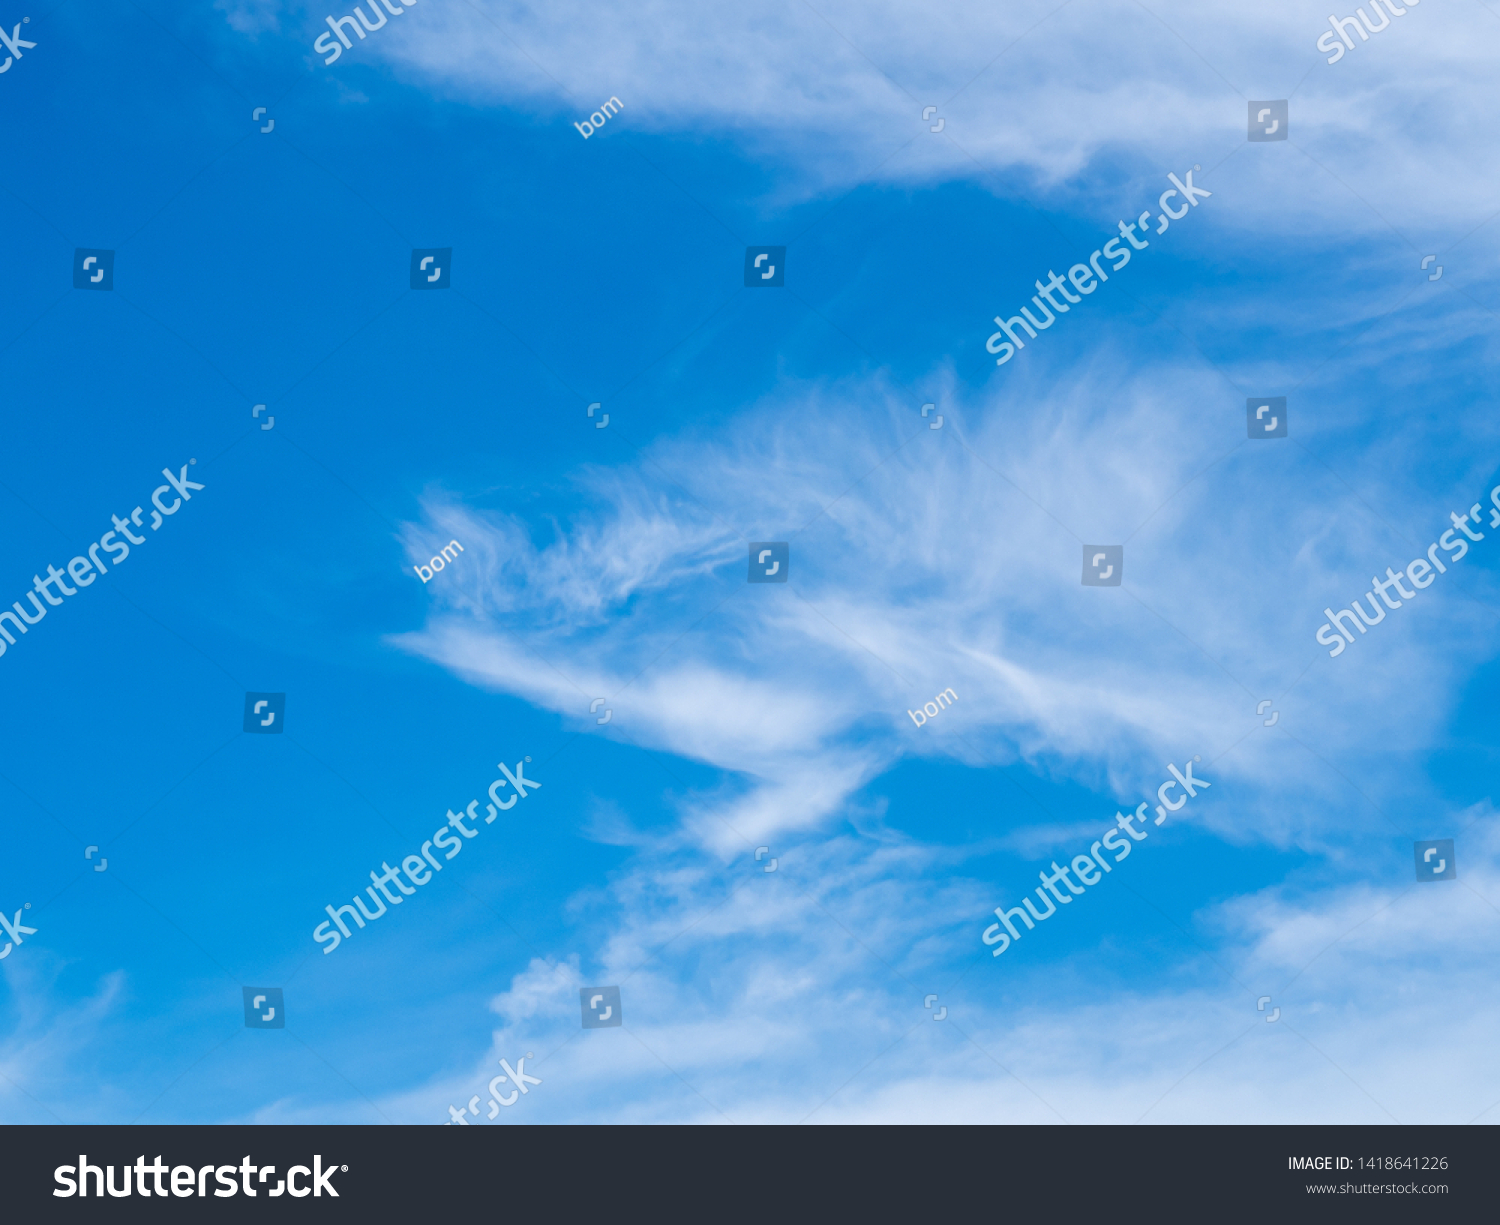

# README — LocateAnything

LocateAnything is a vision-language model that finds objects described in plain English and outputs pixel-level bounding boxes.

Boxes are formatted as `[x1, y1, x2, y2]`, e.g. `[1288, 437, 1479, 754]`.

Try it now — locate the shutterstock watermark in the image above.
[444, 1052, 542, 1123]
[1315, 480, 1500, 658]
[574, 95, 624, 139]
[0, 903, 36, 960]
[313, 756, 541, 952]
[1317, 0, 1421, 65]
[908, 686, 958, 726]
[0, 17, 36, 74]
[0, 462, 205, 664]
[315, 0, 417, 65]
[984, 167, 1212, 367]
[55, 1154, 342, 1197]
[981, 759, 1211, 957]
[414, 538, 463, 583]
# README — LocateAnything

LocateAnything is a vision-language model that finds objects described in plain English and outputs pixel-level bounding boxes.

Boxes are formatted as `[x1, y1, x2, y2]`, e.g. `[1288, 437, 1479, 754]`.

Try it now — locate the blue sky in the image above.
[2, 0, 1499, 1123]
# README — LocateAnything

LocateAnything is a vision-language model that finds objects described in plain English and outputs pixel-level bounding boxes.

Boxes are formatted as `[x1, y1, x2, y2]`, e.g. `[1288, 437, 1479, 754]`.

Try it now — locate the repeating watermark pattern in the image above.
[445, 1053, 541, 1122]
[409, 248, 450, 290]
[242, 692, 285, 734]
[54, 1155, 343, 1197]
[1247, 396, 1287, 439]
[1082, 545, 1122, 586]
[748, 541, 788, 582]
[0, 462, 204, 663]
[1413, 838, 1455, 882]
[1315, 480, 1500, 657]
[0, 17, 35, 76]
[414, 538, 463, 582]
[985, 168, 1211, 367]
[574, 96, 624, 139]
[908, 686, 957, 726]
[1318, 0, 1420, 65]
[12, 0, 1494, 1154]
[312, 757, 541, 952]
[242, 987, 285, 1029]
[316, 0, 415, 65]
[0, 903, 36, 960]
[982, 759, 1211, 958]
[580, 985, 622, 1028]
[73, 248, 114, 291]
[744, 246, 785, 287]
[1247, 101, 1288, 142]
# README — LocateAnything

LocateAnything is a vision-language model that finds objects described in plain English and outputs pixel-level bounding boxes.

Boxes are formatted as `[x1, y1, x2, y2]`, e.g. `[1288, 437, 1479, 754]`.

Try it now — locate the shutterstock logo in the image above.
[55, 1154, 344, 1197]
[0, 18, 36, 75]
[315, 0, 417, 65]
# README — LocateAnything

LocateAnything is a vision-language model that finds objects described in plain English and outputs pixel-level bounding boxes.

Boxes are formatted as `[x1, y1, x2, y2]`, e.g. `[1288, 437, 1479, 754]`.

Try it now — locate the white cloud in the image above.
[309, 0, 1500, 246]
[372, 347, 1500, 1121]
[346, 810, 1500, 1123]
[392, 350, 1500, 852]
[215, 0, 285, 36]
[0, 966, 127, 1123]
[332, 0, 1500, 1124]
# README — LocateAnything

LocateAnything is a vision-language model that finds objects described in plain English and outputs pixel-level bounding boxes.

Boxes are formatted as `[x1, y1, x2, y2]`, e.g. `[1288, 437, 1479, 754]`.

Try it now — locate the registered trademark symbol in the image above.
[341, 1165, 348, 1172]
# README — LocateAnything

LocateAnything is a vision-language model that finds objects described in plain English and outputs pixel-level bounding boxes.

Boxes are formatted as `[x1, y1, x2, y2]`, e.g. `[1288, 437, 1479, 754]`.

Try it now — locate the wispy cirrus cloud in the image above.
[347, 807, 1500, 1123]
[392, 344, 1500, 859]
[262, 0, 1500, 247]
